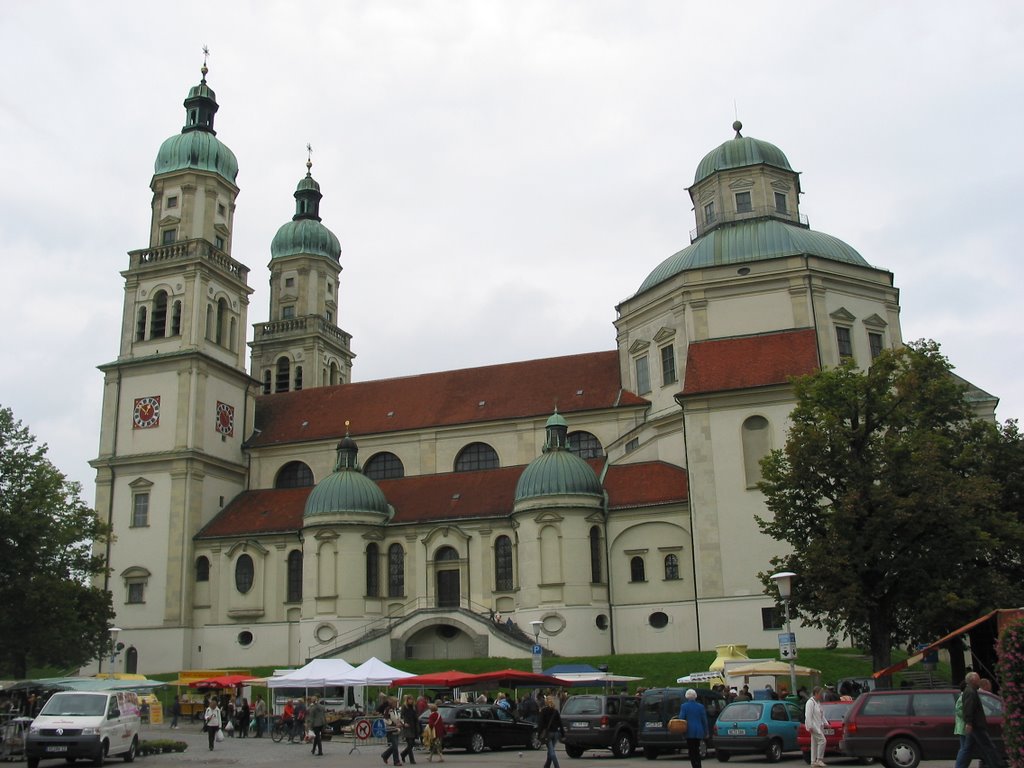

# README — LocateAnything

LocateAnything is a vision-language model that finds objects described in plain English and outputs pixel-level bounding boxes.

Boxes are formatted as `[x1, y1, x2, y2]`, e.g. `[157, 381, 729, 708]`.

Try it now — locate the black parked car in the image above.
[561, 694, 640, 758]
[418, 703, 541, 753]
[639, 687, 727, 760]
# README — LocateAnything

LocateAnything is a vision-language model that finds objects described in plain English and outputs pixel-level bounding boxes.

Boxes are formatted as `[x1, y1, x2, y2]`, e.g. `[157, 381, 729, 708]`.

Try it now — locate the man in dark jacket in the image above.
[961, 672, 1002, 768]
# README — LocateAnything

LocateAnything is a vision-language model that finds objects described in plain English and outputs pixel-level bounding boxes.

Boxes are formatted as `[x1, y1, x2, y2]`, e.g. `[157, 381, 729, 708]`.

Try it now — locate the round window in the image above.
[237, 631, 253, 646]
[649, 611, 669, 629]
[235, 554, 254, 593]
[595, 614, 609, 630]
[315, 624, 338, 643]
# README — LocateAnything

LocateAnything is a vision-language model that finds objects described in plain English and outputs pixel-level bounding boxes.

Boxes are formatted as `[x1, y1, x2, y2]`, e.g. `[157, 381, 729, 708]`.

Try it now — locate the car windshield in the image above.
[720, 703, 762, 721]
[562, 697, 602, 716]
[40, 694, 107, 717]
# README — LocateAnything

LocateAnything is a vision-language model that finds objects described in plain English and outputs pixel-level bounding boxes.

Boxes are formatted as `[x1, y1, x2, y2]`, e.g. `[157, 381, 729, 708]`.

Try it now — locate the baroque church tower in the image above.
[91, 61, 257, 670]
[249, 154, 354, 394]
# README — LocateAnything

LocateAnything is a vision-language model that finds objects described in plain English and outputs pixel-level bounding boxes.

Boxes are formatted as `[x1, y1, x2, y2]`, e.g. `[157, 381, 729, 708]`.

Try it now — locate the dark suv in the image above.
[840, 689, 1005, 768]
[561, 694, 640, 758]
[638, 687, 727, 760]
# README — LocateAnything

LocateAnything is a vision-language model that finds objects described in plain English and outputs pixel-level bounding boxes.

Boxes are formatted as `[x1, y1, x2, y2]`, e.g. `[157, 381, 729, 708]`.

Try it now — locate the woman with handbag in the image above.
[400, 695, 418, 765]
[381, 697, 403, 766]
[537, 696, 564, 768]
[678, 689, 709, 768]
[204, 701, 223, 751]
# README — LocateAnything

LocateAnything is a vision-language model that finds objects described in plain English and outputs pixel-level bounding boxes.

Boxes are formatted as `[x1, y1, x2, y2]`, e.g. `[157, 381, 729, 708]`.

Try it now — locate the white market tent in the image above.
[339, 657, 412, 686]
[266, 658, 356, 688]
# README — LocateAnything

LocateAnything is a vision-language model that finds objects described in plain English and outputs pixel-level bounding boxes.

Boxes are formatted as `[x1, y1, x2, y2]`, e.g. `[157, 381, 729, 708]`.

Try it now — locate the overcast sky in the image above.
[2, 1, 1022, 495]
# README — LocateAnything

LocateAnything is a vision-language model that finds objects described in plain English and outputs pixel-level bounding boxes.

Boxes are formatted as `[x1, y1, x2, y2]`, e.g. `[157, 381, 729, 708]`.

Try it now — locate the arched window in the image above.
[569, 431, 605, 459]
[365, 543, 380, 597]
[287, 550, 303, 602]
[329, 362, 340, 385]
[229, 316, 237, 351]
[275, 461, 314, 488]
[135, 307, 147, 341]
[454, 442, 499, 472]
[664, 553, 680, 581]
[195, 556, 210, 582]
[435, 546, 459, 562]
[388, 544, 405, 598]
[742, 415, 772, 488]
[589, 526, 602, 583]
[495, 535, 513, 591]
[125, 647, 139, 674]
[630, 556, 646, 583]
[151, 291, 168, 338]
[205, 304, 214, 341]
[275, 357, 291, 393]
[364, 452, 405, 480]
[170, 300, 182, 336]
[263, 370, 272, 395]
[215, 298, 228, 345]
[235, 554, 254, 594]
[294, 365, 303, 391]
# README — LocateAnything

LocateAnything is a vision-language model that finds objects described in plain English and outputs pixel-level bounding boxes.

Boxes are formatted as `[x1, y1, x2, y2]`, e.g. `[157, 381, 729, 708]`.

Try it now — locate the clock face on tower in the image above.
[216, 401, 235, 437]
[132, 396, 161, 429]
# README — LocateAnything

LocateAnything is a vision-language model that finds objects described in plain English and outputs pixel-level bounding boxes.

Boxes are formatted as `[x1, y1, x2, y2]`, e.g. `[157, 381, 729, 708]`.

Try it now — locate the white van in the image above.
[26, 690, 140, 768]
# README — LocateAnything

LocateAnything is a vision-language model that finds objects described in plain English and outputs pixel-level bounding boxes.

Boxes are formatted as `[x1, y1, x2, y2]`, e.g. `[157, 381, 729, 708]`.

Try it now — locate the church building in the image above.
[90, 64, 990, 673]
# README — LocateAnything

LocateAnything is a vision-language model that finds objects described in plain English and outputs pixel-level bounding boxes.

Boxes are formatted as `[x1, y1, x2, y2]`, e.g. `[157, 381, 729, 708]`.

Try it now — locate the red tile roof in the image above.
[249, 351, 648, 448]
[681, 328, 820, 397]
[195, 461, 687, 539]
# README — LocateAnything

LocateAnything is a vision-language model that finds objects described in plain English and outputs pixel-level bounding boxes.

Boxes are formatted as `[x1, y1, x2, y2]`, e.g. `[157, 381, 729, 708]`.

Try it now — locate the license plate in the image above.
[46, 746, 69, 753]
[572, 722, 588, 728]
[727, 729, 745, 736]
[824, 728, 835, 735]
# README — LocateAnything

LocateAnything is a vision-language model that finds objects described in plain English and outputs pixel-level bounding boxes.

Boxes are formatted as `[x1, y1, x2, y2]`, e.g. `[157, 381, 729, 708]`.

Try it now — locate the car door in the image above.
[909, 692, 956, 759]
[767, 702, 799, 749]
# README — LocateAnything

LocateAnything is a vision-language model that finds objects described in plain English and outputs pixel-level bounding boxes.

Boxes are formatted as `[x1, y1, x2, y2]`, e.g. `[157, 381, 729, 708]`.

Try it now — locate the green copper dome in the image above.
[154, 65, 239, 185]
[693, 121, 792, 186]
[515, 412, 603, 502]
[638, 218, 869, 294]
[304, 435, 389, 518]
[271, 162, 341, 261]
[155, 132, 239, 184]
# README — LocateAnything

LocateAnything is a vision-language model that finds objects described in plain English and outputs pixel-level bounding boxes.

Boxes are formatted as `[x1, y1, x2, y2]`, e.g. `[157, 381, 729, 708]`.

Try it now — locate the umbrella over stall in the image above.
[188, 674, 261, 690]
[446, 669, 566, 690]
[391, 670, 472, 689]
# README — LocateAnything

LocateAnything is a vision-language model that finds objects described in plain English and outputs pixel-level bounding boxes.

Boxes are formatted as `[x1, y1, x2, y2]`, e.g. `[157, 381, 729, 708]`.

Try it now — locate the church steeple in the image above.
[182, 50, 219, 135]
[293, 146, 324, 222]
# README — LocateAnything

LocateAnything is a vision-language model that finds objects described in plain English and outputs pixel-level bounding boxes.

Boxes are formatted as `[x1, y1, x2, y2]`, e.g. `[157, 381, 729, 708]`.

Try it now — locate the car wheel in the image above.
[885, 738, 920, 768]
[717, 750, 731, 762]
[565, 744, 584, 759]
[643, 747, 660, 760]
[93, 741, 107, 767]
[122, 738, 137, 763]
[612, 732, 635, 759]
[468, 732, 486, 754]
[765, 739, 783, 763]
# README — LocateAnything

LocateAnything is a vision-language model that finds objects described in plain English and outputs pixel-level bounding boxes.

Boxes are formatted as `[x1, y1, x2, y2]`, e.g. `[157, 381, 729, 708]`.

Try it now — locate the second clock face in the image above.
[216, 401, 234, 436]
[133, 396, 161, 429]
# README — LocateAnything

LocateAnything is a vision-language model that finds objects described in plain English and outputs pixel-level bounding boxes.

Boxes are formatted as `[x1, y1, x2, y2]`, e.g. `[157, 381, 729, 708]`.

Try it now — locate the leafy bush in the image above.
[997, 618, 1024, 768]
[138, 740, 188, 756]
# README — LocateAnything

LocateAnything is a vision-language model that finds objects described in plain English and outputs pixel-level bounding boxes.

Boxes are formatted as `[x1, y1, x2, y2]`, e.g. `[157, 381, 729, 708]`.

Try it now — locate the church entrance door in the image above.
[437, 569, 460, 608]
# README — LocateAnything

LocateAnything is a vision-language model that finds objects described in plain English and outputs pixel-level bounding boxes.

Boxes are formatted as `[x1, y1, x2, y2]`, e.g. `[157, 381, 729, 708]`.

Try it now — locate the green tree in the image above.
[0, 405, 114, 678]
[756, 341, 1024, 672]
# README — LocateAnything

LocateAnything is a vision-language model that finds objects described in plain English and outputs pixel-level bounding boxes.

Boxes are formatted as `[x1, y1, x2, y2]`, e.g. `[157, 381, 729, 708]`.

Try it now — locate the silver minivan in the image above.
[26, 691, 140, 768]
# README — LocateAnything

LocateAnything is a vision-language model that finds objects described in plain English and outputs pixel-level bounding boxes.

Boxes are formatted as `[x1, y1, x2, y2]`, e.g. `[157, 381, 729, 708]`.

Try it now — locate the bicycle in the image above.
[270, 717, 293, 743]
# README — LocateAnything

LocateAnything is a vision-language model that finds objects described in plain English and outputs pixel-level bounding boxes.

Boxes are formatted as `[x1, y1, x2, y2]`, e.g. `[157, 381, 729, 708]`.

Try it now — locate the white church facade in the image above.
[90, 64, 991, 673]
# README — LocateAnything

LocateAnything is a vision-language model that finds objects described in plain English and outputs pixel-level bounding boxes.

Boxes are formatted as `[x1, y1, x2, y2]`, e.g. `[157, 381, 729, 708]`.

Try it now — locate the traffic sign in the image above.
[778, 632, 798, 660]
[355, 719, 371, 740]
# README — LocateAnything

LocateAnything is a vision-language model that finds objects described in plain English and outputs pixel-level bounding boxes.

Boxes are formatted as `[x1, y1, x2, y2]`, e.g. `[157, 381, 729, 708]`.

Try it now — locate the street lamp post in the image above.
[109, 627, 123, 677]
[770, 572, 798, 698]
[529, 621, 544, 674]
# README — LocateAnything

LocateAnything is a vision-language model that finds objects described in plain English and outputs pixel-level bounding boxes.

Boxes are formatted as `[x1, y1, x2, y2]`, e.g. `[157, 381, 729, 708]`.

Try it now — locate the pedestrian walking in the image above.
[254, 694, 267, 738]
[538, 695, 564, 768]
[678, 688, 709, 768]
[804, 686, 827, 767]
[426, 702, 446, 763]
[204, 701, 223, 751]
[957, 673, 1002, 768]
[307, 696, 327, 756]
[381, 697, 403, 766]
[170, 696, 181, 729]
[400, 695, 418, 764]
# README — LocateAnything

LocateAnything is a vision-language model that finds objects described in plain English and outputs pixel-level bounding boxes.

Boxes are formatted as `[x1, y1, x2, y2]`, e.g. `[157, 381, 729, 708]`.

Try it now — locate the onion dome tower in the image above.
[250, 150, 355, 395]
[514, 410, 604, 503]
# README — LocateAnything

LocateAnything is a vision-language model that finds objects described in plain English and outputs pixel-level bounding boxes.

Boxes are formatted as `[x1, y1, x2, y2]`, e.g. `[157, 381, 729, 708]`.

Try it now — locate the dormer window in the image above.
[282, 306, 295, 320]
[167, 196, 178, 209]
[218, 203, 226, 217]
[774, 192, 788, 214]
[162, 229, 176, 245]
[735, 191, 752, 213]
